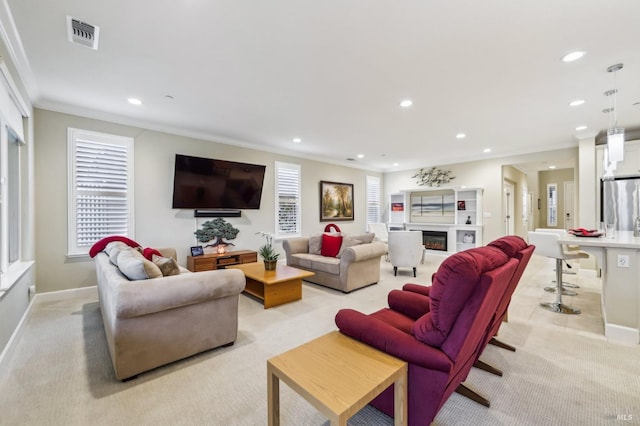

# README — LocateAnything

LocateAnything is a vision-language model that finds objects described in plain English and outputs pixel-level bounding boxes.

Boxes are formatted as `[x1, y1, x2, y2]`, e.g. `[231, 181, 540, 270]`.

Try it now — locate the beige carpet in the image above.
[1, 254, 639, 425]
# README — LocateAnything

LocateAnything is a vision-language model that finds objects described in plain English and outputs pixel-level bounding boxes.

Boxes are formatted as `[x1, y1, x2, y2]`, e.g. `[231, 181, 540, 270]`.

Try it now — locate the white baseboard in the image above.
[0, 297, 36, 376]
[0, 286, 98, 374]
[32, 286, 98, 305]
[605, 323, 640, 346]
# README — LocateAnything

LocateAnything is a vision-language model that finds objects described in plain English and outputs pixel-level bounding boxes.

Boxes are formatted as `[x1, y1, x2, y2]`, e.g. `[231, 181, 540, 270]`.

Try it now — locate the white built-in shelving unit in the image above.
[388, 187, 483, 253]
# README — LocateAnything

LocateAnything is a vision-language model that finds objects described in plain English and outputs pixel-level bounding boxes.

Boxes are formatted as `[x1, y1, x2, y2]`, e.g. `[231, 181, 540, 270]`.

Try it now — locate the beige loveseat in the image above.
[95, 247, 245, 380]
[282, 234, 387, 293]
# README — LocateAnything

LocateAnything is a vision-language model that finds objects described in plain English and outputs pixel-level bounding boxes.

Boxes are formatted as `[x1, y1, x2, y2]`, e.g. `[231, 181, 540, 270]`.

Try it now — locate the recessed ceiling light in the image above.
[292, 137, 301, 143]
[393, 163, 399, 167]
[400, 99, 413, 108]
[549, 165, 557, 169]
[357, 154, 364, 159]
[575, 125, 588, 131]
[127, 97, 142, 105]
[561, 51, 586, 62]
[483, 148, 491, 153]
[456, 133, 466, 139]
[569, 99, 585, 107]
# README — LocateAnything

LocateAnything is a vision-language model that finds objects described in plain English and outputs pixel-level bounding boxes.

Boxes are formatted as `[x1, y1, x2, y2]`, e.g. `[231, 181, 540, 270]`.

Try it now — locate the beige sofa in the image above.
[95, 248, 246, 380]
[283, 234, 387, 293]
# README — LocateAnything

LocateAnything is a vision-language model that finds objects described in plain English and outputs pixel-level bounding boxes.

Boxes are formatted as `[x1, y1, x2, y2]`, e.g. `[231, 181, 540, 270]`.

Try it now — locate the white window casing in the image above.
[366, 175, 381, 226]
[67, 128, 134, 256]
[275, 161, 301, 239]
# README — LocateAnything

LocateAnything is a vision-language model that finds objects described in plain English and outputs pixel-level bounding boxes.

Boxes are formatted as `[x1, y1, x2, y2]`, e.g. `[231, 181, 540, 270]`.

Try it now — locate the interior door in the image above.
[564, 181, 575, 230]
[503, 180, 515, 235]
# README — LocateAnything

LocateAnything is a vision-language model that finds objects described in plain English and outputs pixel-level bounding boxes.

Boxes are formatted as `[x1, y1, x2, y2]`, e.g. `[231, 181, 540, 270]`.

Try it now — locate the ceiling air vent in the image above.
[66, 16, 100, 50]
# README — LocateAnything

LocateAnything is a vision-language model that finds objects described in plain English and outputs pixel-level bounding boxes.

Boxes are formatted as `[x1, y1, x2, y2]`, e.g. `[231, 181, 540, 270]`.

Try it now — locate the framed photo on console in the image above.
[190, 245, 204, 257]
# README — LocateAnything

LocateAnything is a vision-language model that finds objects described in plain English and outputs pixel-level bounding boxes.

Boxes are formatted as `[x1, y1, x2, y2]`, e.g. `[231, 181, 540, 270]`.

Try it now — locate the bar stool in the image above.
[534, 228, 580, 293]
[527, 231, 589, 314]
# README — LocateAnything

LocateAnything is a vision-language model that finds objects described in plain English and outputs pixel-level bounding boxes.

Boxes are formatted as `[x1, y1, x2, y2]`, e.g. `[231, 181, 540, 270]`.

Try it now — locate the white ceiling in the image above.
[5, 0, 640, 171]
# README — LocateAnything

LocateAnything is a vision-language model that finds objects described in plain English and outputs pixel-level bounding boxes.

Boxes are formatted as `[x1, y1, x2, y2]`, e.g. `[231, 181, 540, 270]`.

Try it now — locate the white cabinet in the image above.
[596, 140, 640, 178]
[455, 189, 481, 225]
[388, 193, 405, 229]
[454, 189, 483, 251]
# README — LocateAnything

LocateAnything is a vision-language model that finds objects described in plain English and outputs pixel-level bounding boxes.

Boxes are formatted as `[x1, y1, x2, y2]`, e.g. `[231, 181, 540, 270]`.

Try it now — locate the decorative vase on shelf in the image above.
[465, 216, 472, 225]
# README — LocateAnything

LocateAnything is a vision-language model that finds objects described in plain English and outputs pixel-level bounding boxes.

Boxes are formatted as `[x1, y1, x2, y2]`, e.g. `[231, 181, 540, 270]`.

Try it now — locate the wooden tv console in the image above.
[187, 250, 258, 272]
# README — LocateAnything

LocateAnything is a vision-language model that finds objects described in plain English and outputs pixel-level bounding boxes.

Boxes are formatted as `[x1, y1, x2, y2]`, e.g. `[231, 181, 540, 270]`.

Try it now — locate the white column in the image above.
[578, 137, 597, 229]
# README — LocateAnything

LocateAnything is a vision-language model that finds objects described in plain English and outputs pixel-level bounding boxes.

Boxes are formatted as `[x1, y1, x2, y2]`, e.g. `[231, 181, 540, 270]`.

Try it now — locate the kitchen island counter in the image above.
[559, 231, 640, 344]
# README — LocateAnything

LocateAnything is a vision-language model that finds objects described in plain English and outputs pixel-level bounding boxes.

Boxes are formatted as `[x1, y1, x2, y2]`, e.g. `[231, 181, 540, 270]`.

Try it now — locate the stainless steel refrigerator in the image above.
[600, 176, 640, 230]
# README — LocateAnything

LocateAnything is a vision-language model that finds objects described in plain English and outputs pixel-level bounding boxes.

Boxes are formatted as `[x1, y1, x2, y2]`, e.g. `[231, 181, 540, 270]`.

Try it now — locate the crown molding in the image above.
[0, 0, 38, 104]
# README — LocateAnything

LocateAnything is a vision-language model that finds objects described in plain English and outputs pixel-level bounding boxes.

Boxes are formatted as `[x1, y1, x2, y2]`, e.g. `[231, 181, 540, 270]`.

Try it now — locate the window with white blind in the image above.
[67, 128, 134, 256]
[366, 175, 381, 226]
[275, 161, 301, 239]
[8, 129, 22, 264]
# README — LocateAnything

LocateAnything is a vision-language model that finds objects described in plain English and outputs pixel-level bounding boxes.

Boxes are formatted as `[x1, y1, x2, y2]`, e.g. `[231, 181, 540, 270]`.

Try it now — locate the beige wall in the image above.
[34, 108, 381, 293]
[537, 168, 575, 229]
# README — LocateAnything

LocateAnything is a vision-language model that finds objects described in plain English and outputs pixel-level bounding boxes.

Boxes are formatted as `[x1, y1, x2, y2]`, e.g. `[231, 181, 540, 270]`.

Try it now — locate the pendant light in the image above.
[605, 63, 624, 163]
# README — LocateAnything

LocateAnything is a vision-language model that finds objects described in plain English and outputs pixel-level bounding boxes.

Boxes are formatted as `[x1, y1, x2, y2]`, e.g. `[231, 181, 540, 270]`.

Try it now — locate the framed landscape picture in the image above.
[320, 181, 354, 222]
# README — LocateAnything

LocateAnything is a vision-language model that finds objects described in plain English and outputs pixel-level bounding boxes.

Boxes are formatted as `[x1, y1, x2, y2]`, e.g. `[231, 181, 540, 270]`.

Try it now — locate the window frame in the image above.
[274, 161, 301, 240]
[67, 128, 134, 257]
[7, 127, 22, 265]
[366, 175, 381, 227]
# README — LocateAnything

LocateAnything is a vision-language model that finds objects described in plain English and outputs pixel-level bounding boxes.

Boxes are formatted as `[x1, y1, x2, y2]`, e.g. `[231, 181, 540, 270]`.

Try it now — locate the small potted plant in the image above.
[256, 231, 279, 270]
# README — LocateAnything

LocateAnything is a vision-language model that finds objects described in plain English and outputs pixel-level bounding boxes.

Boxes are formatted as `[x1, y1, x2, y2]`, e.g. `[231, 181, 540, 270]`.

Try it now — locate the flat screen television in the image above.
[172, 154, 266, 210]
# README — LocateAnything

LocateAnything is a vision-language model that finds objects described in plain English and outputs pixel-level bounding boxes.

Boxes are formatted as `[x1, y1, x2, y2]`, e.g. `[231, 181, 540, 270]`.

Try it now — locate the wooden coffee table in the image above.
[228, 262, 314, 308]
[267, 331, 407, 425]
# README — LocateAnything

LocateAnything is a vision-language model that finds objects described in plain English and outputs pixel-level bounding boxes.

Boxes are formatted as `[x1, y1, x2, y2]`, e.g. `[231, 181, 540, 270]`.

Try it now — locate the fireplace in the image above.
[422, 231, 448, 252]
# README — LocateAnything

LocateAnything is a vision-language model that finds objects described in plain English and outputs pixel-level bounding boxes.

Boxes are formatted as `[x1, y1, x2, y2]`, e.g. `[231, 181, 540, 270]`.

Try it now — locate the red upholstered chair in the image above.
[394, 236, 533, 341]
[387, 236, 535, 406]
[335, 245, 518, 425]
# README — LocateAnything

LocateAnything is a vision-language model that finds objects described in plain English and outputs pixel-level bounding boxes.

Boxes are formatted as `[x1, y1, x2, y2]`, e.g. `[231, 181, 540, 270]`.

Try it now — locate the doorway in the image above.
[503, 180, 515, 235]
[564, 181, 575, 230]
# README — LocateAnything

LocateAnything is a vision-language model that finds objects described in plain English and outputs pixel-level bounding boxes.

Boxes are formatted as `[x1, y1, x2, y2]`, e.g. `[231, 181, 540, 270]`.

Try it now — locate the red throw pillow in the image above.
[321, 234, 343, 257]
[142, 247, 163, 261]
[89, 235, 140, 258]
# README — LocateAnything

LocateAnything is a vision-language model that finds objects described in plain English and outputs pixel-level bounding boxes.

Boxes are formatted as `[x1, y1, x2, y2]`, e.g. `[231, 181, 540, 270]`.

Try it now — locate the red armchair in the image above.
[386, 236, 535, 406]
[335, 245, 519, 425]
[393, 236, 534, 353]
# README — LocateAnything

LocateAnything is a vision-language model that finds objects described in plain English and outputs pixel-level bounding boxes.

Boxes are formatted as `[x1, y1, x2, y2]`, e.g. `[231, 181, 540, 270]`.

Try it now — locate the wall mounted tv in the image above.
[172, 154, 266, 210]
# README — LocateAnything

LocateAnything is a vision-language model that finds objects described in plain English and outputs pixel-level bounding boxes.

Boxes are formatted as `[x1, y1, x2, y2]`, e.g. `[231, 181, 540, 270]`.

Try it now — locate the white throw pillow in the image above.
[116, 248, 162, 280]
[105, 241, 129, 265]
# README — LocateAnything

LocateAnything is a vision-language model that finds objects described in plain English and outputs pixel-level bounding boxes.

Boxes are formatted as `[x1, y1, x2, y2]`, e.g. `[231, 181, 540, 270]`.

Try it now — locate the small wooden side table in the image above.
[267, 331, 407, 425]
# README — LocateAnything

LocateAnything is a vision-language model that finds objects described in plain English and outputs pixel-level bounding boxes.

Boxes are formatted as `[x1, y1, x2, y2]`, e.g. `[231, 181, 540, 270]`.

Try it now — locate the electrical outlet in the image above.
[617, 255, 630, 268]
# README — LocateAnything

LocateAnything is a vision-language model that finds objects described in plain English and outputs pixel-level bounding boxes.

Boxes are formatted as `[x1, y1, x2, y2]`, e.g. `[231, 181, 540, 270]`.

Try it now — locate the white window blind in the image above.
[68, 128, 134, 255]
[8, 128, 22, 264]
[366, 175, 381, 225]
[275, 161, 301, 239]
